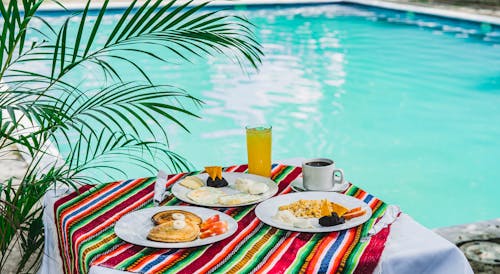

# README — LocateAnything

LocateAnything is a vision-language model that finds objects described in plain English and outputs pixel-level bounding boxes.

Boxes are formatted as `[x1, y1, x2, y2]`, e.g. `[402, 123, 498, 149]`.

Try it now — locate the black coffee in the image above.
[305, 161, 331, 167]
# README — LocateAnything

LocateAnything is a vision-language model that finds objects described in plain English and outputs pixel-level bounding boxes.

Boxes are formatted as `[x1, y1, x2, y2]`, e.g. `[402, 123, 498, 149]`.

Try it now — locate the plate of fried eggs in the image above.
[171, 172, 279, 207]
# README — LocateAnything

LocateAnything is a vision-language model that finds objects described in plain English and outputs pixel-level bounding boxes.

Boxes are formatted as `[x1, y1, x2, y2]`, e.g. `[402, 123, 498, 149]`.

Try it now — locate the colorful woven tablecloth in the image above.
[54, 164, 391, 274]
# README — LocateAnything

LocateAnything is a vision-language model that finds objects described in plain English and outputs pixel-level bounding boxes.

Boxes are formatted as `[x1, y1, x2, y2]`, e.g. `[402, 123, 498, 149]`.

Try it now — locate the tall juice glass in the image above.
[246, 125, 272, 177]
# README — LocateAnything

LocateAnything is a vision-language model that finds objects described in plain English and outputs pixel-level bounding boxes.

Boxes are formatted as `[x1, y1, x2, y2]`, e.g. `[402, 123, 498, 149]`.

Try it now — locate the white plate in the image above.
[171, 172, 279, 207]
[255, 192, 372, 233]
[114, 206, 238, 248]
[290, 178, 349, 193]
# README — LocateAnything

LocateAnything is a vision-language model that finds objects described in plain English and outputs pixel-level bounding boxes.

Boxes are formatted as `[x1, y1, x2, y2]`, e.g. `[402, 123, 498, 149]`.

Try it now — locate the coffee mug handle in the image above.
[332, 168, 344, 186]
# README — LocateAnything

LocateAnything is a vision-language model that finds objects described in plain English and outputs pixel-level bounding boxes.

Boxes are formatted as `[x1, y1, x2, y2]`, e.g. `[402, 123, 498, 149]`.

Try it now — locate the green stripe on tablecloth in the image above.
[163, 197, 180, 205]
[344, 185, 359, 196]
[272, 165, 295, 183]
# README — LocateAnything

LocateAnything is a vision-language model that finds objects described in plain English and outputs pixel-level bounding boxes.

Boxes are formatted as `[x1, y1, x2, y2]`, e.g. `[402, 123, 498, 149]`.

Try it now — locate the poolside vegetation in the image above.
[0, 0, 262, 272]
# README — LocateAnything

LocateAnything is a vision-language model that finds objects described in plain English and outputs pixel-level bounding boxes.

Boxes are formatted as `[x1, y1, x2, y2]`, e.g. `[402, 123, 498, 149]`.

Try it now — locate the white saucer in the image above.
[290, 178, 349, 192]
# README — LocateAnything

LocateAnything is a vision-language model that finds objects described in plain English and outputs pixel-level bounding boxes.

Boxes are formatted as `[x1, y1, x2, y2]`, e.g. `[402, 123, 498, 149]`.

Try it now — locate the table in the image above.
[39, 159, 473, 274]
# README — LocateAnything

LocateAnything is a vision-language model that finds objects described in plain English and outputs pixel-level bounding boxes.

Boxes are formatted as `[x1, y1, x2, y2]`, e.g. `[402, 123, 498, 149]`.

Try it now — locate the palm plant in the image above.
[0, 0, 262, 272]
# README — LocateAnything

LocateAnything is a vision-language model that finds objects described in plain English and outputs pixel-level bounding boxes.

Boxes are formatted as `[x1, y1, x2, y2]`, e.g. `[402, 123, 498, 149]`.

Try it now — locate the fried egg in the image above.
[187, 187, 226, 204]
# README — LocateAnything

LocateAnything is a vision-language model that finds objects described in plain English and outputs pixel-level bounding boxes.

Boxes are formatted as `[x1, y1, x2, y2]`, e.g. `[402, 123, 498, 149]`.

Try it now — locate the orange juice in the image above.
[246, 125, 272, 177]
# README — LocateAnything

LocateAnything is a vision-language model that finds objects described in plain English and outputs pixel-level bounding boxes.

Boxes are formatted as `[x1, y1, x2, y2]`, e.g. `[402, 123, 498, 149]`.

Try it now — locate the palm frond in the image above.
[0, 0, 263, 271]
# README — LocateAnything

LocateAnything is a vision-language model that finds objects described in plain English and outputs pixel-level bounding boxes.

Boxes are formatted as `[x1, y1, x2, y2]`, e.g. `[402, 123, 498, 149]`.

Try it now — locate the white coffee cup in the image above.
[302, 158, 345, 191]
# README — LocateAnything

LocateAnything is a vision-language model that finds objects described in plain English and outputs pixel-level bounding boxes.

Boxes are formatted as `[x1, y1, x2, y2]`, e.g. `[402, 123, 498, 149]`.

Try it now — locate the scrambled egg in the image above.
[278, 199, 348, 218]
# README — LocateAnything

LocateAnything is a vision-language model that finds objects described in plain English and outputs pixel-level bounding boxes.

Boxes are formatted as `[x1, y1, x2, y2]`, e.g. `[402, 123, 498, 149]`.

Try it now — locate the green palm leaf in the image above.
[1, 0, 263, 271]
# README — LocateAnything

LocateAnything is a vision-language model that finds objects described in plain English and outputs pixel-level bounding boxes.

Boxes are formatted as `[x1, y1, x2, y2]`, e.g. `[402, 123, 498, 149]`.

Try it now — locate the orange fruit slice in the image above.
[205, 166, 222, 180]
[331, 202, 349, 217]
[321, 199, 331, 217]
[347, 207, 362, 214]
[344, 209, 366, 220]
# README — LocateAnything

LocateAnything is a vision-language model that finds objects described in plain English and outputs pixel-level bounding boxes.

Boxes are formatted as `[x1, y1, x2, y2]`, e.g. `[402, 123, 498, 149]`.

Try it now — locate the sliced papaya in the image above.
[344, 209, 366, 220]
[205, 166, 222, 180]
[320, 199, 331, 217]
[347, 207, 362, 214]
[331, 202, 349, 217]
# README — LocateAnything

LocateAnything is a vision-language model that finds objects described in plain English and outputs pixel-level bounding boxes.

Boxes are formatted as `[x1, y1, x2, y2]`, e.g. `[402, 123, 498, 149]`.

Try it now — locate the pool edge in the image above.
[36, 0, 500, 26]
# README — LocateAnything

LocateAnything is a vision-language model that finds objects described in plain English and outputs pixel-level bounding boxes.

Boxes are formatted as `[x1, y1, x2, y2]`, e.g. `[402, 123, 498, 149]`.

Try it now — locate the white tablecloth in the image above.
[39, 159, 473, 274]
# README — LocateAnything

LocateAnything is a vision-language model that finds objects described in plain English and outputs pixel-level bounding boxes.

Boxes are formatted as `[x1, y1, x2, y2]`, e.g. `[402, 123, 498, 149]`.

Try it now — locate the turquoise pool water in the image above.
[40, 4, 499, 228]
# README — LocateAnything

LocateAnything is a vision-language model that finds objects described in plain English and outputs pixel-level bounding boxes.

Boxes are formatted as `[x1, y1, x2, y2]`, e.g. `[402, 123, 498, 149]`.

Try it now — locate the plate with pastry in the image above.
[114, 206, 238, 248]
[170, 166, 278, 207]
[254, 192, 372, 233]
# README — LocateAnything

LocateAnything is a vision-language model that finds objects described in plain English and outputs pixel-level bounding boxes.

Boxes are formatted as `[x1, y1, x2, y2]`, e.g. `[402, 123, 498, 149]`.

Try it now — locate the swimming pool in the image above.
[40, 4, 499, 228]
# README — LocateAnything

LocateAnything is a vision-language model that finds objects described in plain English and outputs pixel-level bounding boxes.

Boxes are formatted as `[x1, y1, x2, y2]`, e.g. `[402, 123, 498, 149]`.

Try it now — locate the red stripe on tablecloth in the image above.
[276, 167, 302, 195]
[233, 165, 248, 172]
[225, 165, 241, 172]
[353, 223, 392, 274]
[91, 244, 133, 266]
[99, 244, 146, 267]
[167, 173, 186, 186]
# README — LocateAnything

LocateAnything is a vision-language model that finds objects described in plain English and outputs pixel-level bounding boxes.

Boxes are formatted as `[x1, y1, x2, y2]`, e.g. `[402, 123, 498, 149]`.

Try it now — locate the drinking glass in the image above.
[246, 124, 272, 177]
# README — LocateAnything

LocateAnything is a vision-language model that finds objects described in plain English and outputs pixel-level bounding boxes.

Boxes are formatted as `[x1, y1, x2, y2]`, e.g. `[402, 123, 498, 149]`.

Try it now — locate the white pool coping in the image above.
[38, 0, 500, 26]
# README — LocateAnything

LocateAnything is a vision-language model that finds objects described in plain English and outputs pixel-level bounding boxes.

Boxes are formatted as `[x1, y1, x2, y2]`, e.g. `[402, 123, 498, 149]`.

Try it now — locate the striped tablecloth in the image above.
[54, 164, 391, 274]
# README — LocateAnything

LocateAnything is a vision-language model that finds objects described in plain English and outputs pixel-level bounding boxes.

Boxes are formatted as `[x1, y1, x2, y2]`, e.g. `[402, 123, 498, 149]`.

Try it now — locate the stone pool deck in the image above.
[435, 219, 500, 273]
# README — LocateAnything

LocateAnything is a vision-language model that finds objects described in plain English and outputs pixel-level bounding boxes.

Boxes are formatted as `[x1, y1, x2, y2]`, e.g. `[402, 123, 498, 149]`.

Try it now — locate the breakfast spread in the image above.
[274, 199, 366, 228]
[148, 210, 227, 243]
[205, 166, 228, 188]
